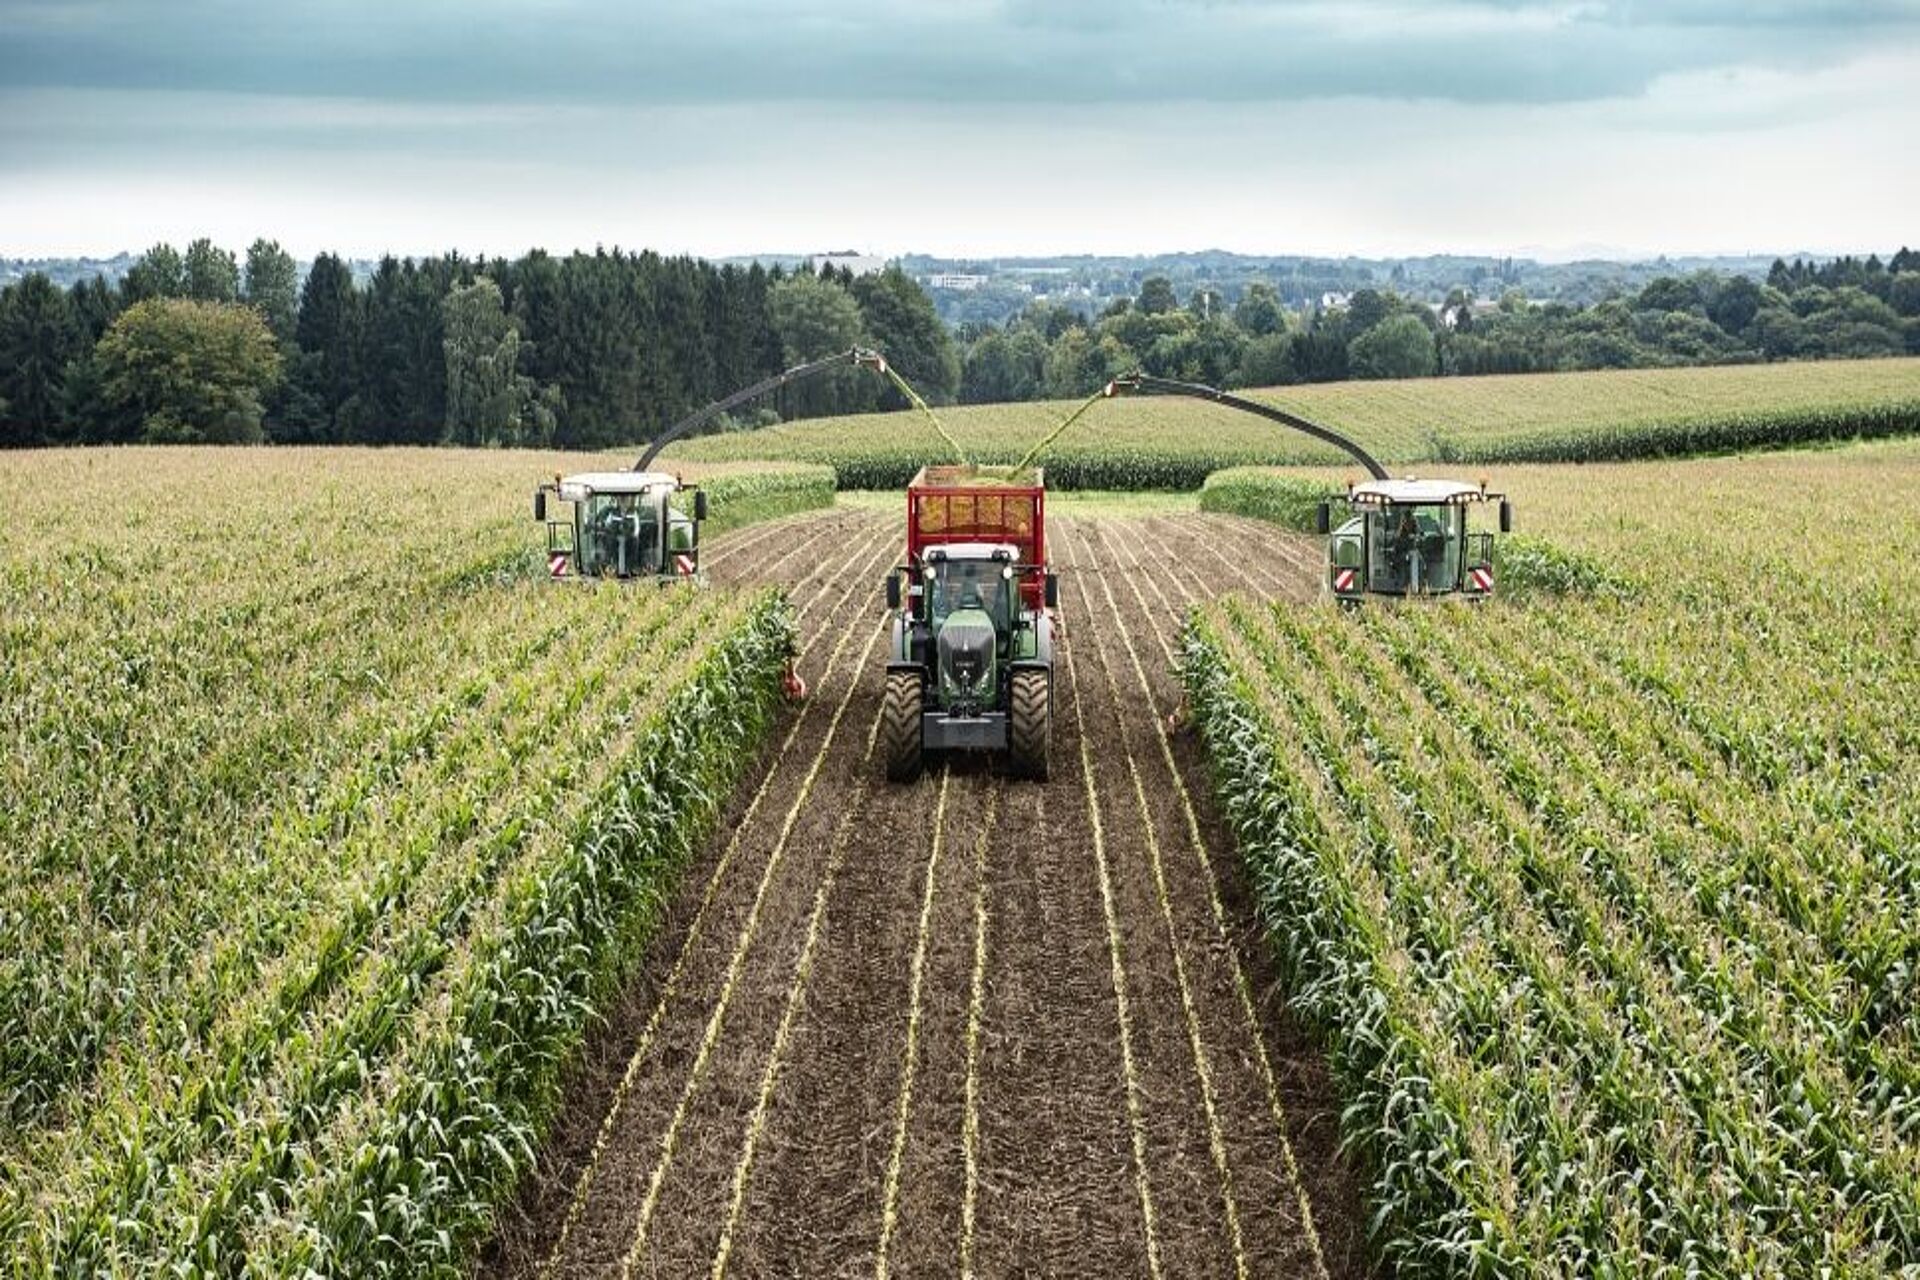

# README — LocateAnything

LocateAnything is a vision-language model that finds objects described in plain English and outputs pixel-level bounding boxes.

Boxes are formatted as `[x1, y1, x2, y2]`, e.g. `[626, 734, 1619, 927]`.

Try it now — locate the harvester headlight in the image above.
[923, 565, 935, 581]
[1001, 566, 1014, 581]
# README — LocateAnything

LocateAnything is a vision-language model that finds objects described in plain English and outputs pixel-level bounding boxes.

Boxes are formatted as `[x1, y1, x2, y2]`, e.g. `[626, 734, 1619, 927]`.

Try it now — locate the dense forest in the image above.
[0, 241, 1914, 449]
[0, 243, 952, 449]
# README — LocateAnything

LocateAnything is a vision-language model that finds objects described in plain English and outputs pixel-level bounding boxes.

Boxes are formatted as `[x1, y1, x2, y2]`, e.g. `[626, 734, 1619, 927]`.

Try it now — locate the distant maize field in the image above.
[669, 356, 1920, 488]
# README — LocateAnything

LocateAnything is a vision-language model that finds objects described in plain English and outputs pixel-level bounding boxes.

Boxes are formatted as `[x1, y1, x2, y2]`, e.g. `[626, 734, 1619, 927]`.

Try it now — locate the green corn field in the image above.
[0, 450, 826, 1273]
[1179, 441, 1920, 1277]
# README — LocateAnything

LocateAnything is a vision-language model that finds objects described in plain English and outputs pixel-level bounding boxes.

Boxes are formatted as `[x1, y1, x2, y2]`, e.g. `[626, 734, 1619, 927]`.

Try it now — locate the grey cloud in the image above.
[0, 0, 1912, 107]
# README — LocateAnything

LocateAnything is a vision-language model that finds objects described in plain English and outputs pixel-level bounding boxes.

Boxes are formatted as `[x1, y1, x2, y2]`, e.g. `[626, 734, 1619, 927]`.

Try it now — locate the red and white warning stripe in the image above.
[1332, 567, 1357, 593]
[674, 553, 697, 577]
[1470, 566, 1494, 593]
[548, 551, 569, 578]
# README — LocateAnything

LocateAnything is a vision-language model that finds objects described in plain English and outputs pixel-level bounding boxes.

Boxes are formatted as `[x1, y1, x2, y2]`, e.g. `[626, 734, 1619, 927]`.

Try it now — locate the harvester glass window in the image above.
[1366, 504, 1464, 594]
[579, 493, 657, 577]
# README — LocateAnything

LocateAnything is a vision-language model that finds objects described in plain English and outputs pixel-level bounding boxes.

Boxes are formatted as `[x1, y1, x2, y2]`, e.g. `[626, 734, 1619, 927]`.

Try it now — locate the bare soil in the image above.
[478, 506, 1375, 1280]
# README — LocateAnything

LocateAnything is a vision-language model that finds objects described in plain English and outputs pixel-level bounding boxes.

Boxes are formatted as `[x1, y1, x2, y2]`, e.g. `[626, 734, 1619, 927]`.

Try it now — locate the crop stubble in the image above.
[482, 505, 1371, 1278]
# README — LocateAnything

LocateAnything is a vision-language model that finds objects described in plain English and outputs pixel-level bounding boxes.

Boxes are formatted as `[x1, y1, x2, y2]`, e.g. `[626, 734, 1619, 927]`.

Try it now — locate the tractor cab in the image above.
[532, 471, 707, 582]
[1319, 478, 1510, 602]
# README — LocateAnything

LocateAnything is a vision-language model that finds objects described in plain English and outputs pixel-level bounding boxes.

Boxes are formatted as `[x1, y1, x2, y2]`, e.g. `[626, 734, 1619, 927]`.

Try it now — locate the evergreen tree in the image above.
[183, 239, 239, 302]
[290, 252, 360, 442]
[242, 239, 299, 343]
[0, 274, 84, 445]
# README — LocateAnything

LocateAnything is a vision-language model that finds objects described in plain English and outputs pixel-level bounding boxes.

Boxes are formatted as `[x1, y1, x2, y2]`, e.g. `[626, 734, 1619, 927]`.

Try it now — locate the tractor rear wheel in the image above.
[1009, 667, 1050, 780]
[883, 669, 924, 782]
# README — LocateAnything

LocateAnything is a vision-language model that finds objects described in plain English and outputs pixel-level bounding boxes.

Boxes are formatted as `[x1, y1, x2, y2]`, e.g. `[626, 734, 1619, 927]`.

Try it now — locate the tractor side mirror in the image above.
[1044, 573, 1060, 610]
[693, 490, 709, 522]
[533, 489, 546, 522]
[885, 573, 902, 611]
[1314, 501, 1330, 535]
[1499, 500, 1513, 533]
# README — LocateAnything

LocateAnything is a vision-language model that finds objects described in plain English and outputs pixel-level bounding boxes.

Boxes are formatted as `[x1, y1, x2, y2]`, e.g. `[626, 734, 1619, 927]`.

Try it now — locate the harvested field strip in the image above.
[1056, 564, 1164, 1280]
[609, 616, 874, 1269]
[1079, 518, 1331, 1279]
[528, 527, 894, 1276]
[708, 698, 893, 1278]
[1061, 530, 1249, 1280]
[611, 617, 888, 1270]
[559, 618, 886, 1275]
[485, 506, 1365, 1280]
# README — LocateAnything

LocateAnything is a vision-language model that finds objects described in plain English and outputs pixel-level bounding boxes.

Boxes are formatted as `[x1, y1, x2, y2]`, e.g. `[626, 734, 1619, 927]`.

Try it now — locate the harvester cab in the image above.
[883, 467, 1056, 782]
[529, 346, 912, 584]
[1319, 478, 1511, 603]
[532, 471, 706, 582]
[1095, 373, 1516, 602]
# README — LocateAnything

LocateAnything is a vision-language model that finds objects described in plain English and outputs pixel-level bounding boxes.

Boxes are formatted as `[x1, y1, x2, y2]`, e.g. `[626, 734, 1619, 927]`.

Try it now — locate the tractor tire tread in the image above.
[1009, 667, 1050, 781]
[883, 669, 924, 783]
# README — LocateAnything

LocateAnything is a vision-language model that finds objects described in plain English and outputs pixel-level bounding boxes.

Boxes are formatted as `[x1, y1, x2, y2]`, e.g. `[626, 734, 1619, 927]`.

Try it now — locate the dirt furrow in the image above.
[696, 754, 960, 1277]
[1064, 517, 1330, 1279]
[1094, 515, 1375, 1278]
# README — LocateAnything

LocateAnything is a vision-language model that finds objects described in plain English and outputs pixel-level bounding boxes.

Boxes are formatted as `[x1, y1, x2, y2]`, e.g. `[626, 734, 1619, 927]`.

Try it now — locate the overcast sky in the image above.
[1, 0, 1914, 261]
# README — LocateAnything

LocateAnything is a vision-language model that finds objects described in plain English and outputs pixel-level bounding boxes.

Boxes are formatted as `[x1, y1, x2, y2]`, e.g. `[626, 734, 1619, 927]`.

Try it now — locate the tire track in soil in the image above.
[483, 503, 1375, 1280]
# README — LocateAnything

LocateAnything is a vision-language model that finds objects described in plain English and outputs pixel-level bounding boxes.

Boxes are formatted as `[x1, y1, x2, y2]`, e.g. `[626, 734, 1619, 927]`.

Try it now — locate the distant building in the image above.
[809, 252, 887, 276]
[927, 273, 990, 291]
[1320, 291, 1353, 310]
[1437, 299, 1503, 330]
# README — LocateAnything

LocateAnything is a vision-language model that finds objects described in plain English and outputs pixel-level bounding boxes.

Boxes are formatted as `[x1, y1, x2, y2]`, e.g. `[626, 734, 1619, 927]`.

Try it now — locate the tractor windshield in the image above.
[577, 492, 660, 578]
[926, 558, 1012, 631]
[1366, 503, 1464, 595]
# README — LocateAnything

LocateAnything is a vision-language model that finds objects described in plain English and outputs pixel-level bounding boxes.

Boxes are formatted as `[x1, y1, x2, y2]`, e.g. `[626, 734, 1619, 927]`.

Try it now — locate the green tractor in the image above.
[882, 467, 1057, 782]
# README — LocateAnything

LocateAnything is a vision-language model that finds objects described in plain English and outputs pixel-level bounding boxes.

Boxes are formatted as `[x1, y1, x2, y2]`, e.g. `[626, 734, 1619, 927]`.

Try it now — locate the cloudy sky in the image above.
[1, 0, 1914, 261]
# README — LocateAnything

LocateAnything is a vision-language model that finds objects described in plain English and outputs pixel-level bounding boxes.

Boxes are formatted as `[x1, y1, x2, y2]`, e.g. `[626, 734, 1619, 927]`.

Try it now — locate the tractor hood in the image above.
[937, 609, 997, 707]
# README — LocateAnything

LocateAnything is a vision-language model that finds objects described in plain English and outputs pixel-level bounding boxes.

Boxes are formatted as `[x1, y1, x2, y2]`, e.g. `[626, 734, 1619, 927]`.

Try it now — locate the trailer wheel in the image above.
[1009, 667, 1050, 781]
[883, 669, 924, 782]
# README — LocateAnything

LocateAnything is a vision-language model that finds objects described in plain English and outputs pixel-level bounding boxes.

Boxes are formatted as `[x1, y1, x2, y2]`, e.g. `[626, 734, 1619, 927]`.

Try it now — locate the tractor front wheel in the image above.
[883, 669, 924, 782]
[1009, 667, 1050, 781]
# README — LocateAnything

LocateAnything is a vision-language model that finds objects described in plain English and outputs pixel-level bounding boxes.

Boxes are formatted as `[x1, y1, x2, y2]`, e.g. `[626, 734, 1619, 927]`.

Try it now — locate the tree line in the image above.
[952, 249, 1920, 405]
[0, 241, 957, 448]
[1, 240, 1914, 448]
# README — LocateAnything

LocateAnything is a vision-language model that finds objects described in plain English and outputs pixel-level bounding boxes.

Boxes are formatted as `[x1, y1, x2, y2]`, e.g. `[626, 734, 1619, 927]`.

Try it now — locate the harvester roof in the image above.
[557, 471, 679, 501]
[1350, 477, 1499, 505]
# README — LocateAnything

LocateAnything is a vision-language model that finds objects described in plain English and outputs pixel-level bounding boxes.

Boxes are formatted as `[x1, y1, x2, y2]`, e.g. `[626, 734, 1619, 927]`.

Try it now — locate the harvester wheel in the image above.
[883, 669, 924, 783]
[1009, 667, 1050, 780]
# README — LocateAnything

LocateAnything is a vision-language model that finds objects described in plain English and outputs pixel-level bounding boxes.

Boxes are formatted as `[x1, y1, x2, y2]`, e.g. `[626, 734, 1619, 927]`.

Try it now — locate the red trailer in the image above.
[905, 465, 1048, 610]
